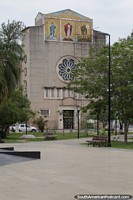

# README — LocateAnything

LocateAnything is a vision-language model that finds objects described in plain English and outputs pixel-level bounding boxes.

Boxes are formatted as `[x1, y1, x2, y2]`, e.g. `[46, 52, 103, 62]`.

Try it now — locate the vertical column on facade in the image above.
[61, 88, 63, 99]
[60, 19, 62, 41]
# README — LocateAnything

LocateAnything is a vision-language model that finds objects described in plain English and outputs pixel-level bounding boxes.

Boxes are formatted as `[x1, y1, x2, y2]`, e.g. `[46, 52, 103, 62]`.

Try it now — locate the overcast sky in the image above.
[0, 0, 133, 44]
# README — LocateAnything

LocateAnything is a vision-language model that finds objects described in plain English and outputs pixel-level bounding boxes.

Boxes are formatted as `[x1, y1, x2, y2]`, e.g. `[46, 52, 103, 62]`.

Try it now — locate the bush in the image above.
[0, 130, 7, 140]
[34, 116, 47, 133]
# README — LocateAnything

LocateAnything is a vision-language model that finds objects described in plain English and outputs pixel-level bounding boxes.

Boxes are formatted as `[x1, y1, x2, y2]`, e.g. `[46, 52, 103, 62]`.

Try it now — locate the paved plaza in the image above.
[0, 138, 133, 200]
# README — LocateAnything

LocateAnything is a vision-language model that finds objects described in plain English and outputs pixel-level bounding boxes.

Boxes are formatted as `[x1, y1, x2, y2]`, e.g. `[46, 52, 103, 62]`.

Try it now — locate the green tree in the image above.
[33, 115, 47, 133]
[69, 46, 109, 128]
[0, 89, 34, 138]
[0, 20, 25, 102]
[111, 35, 133, 142]
[0, 20, 28, 140]
[69, 33, 133, 143]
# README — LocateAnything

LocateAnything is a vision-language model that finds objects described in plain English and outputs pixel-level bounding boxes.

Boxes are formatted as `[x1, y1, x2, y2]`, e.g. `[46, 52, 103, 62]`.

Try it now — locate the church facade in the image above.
[21, 9, 106, 131]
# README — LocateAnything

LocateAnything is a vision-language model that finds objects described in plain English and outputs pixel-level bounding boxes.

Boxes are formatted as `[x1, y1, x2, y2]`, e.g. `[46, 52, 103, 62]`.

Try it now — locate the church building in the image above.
[21, 9, 106, 131]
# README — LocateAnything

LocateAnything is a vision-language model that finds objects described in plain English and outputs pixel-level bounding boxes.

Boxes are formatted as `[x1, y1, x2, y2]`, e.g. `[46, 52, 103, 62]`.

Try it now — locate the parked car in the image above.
[9, 124, 37, 132]
[128, 125, 133, 133]
[9, 125, 16, 132]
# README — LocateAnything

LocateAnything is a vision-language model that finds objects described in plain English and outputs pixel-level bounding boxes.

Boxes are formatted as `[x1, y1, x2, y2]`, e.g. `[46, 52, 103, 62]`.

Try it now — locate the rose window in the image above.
[58, 58, 77, 81]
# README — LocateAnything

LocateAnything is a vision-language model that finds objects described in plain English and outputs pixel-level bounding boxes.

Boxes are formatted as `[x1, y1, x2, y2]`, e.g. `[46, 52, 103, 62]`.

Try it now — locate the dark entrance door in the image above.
[63, 110, 74, 129]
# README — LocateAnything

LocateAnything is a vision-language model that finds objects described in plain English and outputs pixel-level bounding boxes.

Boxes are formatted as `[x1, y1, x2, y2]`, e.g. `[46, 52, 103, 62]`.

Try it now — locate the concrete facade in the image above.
[21, 9, 106, 130]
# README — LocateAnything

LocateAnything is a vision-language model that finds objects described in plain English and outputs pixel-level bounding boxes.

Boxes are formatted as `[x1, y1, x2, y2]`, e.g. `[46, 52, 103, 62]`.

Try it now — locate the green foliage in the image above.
[0, 20, 25, 101]
[0, 21, 25, 42]
[34, 116, 47, 133]
[0, 89, 34, 138]
[68, 46, 109, 125]
[4, 131, 93, 143]
[0, 20, 34, 139]
[68, 33, 133, 142]
[111, 37, 133, 120]
[111, 141, 133, 150]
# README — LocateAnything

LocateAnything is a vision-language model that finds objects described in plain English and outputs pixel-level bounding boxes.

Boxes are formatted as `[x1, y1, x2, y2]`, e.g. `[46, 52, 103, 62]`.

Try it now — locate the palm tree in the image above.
[0, 20, 25, 102]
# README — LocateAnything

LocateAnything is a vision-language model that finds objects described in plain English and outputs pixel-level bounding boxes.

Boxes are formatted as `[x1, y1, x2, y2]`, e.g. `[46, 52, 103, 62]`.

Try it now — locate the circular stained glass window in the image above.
[56, 57, 77, 82]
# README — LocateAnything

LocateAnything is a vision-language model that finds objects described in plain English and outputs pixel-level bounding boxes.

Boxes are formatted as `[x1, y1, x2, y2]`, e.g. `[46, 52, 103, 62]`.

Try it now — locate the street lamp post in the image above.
[26, 119, 28, 135]
[76, 106, 80, 139]
[106, 33, 111, 147]
[77, 109, 80, 139]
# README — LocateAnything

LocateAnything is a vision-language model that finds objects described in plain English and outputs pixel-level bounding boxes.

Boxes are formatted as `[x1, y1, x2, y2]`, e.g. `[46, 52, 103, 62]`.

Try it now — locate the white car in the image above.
[128, 125, 133, 133]
[10, 124, 37, 132]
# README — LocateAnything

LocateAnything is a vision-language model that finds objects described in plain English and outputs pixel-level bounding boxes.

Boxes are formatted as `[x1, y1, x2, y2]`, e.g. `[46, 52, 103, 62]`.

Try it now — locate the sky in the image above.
[0, 0, 133, 44]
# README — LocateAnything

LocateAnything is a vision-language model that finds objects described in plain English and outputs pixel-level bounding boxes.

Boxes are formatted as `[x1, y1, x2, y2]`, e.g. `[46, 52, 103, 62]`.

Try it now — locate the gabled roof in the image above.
[45, 9, 92, 22]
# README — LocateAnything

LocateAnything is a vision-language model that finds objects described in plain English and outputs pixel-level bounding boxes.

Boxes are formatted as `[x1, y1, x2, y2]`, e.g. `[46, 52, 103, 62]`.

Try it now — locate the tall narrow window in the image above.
[24, 67, 27, 76]
[23, 80, 27, 89]
[63, 89, 66, 98]
[68, 89, 71, 97]
[57, 89, 60, 98]
[51, 88, 55, 97]
[71, 90, 74, 98]
[45, 89, 49, 97]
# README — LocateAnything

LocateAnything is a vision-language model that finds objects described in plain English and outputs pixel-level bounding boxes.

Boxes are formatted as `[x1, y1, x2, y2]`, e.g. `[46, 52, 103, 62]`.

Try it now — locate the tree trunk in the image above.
[97, 114, 99, 135]
[119, 121, 123, 134]
[124, 121, 129, 143]
[114, 119, 117, 135]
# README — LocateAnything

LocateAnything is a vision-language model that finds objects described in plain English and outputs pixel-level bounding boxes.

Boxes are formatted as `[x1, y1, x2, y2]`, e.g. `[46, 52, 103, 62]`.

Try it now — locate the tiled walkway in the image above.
[0, 139, 133, 200]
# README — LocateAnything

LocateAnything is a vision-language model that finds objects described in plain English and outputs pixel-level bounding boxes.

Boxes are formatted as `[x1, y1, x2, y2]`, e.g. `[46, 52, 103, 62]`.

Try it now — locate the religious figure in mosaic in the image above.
[64, 23, 72, 38]
[50, 22, 56, 37]
[81, 24, 87, 37]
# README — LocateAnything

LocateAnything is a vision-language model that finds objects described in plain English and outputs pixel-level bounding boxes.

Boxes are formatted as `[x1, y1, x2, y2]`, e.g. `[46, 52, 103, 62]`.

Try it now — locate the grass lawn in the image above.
[3, 132, 44, 143]
[111, 141, 133, 150]
[3, 132, 133, 150]
[3, 131, 91, 143]
[83, 139, 133, 150]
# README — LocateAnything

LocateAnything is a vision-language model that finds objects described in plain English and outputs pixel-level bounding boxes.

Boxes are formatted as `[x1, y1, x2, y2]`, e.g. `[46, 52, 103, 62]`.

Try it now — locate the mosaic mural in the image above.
[44, 9, 92, 42]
